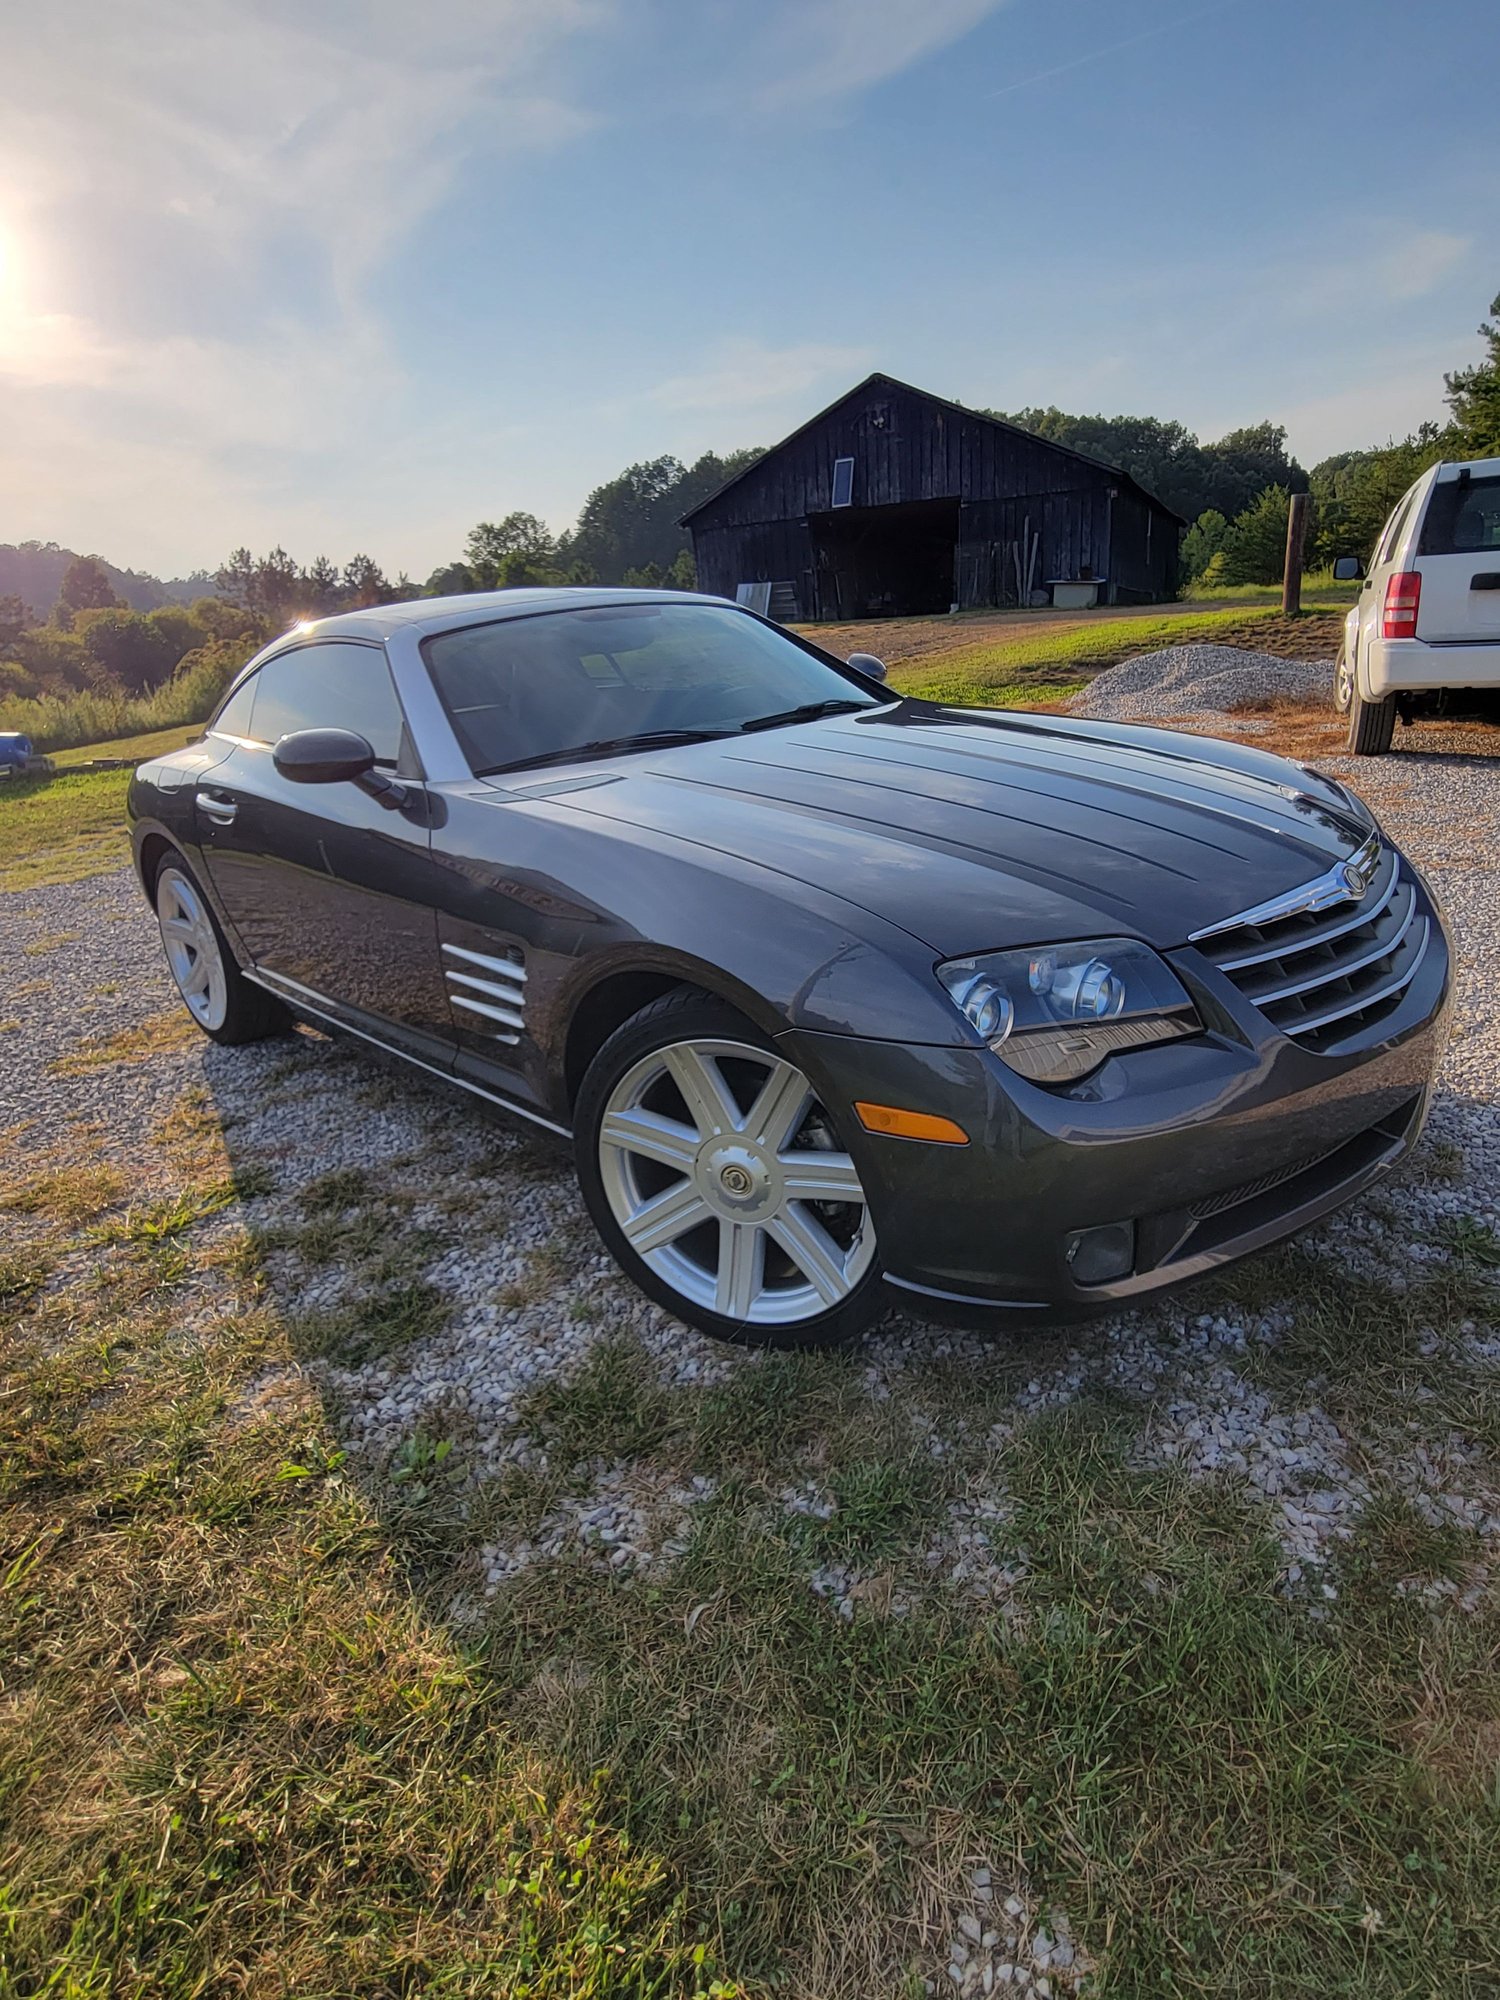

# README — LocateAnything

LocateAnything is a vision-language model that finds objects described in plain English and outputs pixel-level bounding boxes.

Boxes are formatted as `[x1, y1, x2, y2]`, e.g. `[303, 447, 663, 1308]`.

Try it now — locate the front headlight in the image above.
[936, 938, 1199, 1085]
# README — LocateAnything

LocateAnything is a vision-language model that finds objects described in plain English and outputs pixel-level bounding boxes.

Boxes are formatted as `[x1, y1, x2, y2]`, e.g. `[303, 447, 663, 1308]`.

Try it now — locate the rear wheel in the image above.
[153, 854, 290, 1045]
[575, 990, 883, 1347]
[1347, 684, 1396, 755]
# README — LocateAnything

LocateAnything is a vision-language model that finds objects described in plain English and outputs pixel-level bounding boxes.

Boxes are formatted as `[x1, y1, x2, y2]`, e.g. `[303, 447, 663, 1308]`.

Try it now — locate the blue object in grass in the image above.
[0, 732, 35, 770]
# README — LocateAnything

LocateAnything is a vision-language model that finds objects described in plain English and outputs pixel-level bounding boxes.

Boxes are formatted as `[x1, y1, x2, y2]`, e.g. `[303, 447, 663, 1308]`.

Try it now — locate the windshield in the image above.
[422, 601, 886, 775]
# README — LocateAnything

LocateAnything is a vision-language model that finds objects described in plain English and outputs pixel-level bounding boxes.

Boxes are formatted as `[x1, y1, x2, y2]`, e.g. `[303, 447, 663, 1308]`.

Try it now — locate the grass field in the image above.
[0, 767, 133, 892]
[894, 609, 1343, 705]
[51, 724, 202, 768]
[1180, 571, 1359, 608]
[0, 729, 203, 892]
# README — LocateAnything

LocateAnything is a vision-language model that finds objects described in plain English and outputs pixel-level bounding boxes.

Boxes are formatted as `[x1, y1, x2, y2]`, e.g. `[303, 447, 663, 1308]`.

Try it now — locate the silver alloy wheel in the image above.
[1335, 652, 1355, 712]
[156, 866, 228, 1031]
[597, 1037, 876, 1325]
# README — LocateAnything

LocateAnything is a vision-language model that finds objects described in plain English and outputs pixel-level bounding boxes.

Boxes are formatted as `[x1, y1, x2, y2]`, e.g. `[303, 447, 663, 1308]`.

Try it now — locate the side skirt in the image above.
[243, 968, 573, 1141]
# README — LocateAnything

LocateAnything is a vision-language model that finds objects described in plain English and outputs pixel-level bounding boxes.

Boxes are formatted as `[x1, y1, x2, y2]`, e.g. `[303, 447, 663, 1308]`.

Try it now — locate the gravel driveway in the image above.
[4, 737, 1499, 1628]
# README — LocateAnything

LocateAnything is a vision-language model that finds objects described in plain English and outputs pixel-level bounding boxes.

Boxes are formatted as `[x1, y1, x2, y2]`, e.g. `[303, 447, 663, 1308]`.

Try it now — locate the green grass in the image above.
[1182, 569, 1359, 606]
[0, 1134, 728, 1999]
[888, 605, 1342, 706]
[51, 723, 203, 767]
[0, 723, 207, 892]
[0, 766, 131, 891]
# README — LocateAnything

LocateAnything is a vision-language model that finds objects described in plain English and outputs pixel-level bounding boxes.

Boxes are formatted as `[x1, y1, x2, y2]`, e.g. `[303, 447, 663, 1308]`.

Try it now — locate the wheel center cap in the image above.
[698, 1140, 779, 1219]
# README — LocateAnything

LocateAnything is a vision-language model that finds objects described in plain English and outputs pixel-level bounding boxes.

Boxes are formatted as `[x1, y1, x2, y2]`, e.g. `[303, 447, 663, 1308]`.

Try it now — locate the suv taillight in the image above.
[1382, 570, 1421, 639]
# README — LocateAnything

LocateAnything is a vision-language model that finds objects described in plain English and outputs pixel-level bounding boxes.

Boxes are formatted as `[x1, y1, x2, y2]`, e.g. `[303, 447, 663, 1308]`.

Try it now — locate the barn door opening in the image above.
[809, 498, 959, 620]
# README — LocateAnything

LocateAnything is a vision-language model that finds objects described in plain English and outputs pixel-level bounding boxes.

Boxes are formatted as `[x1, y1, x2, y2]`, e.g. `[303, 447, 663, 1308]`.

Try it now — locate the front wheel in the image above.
[154, 855, 291, 1045]
[575, 990, 883, 1346]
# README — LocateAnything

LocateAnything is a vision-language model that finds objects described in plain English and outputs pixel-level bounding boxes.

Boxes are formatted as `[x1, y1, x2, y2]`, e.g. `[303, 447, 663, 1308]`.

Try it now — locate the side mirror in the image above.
[274, 727, 376, 784]
[847, 651, 888, 682]
[1332, 556, 1362, 581]
[273, 728, 406, 808]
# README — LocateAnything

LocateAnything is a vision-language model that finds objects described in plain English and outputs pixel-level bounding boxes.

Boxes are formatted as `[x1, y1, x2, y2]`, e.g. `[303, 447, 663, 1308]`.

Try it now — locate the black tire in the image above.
[1347, 685, 1396, 755]
[150, 847, 291, 1046]
[574, 987, 884, 1348]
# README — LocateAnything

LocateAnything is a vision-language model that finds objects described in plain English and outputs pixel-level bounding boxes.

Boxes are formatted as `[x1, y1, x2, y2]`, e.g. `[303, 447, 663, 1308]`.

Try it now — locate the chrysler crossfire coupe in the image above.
[129, 590, 1450, 1345]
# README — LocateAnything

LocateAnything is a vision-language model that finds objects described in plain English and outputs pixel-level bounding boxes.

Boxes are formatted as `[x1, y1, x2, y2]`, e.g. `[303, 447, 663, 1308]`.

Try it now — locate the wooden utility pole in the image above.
[1282, 490, 1309, 615]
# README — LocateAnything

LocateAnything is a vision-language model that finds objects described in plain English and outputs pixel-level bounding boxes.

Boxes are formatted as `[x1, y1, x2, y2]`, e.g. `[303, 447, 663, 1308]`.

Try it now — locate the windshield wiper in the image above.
[736, 698, 879, 735]
[477, 728, 732, 777]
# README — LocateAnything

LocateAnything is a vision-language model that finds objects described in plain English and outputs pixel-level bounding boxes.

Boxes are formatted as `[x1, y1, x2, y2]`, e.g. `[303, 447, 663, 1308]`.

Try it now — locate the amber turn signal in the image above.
[853, 1101, 970, 1145]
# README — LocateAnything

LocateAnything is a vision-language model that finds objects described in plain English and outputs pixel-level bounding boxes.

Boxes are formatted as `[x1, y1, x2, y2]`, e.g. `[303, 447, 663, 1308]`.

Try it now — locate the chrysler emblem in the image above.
[1338, 855, 1371, 900]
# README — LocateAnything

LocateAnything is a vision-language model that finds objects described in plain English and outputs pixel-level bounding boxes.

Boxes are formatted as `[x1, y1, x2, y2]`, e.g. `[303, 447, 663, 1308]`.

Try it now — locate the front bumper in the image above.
[782, 888, 1451, 1327]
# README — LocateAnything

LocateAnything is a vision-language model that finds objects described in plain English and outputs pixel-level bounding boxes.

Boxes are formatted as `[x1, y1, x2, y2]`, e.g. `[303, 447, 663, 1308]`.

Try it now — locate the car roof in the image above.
[1430, 456, 1500, 481]
[252, 587, 740, 659]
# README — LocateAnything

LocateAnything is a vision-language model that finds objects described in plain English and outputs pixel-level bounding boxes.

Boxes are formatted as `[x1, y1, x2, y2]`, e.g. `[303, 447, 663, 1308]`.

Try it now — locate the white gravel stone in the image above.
[1068, 643, 1331, 724]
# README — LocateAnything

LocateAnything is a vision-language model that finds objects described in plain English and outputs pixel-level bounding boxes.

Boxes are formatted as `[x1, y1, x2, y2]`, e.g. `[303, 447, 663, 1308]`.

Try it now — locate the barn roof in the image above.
[679, 372, 1187, 528]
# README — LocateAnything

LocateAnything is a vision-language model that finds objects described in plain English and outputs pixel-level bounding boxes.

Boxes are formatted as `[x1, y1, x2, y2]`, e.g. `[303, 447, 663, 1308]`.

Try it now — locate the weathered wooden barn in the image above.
[681, 373, 1182, 621]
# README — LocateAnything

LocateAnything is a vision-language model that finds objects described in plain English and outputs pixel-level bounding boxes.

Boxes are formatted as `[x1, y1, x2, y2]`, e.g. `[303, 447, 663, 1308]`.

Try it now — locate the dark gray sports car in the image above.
[129, 589, 1450, 1345]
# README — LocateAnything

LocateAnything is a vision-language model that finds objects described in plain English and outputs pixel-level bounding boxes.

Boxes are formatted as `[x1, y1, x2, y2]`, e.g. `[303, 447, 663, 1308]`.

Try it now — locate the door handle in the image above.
[1470, 572, 1500, 591]
[196, 789, 239, 825]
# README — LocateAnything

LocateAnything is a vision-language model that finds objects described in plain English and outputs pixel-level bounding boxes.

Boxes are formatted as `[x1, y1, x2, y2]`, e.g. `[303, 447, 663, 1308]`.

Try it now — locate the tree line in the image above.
[1121, 288, 1499, 588]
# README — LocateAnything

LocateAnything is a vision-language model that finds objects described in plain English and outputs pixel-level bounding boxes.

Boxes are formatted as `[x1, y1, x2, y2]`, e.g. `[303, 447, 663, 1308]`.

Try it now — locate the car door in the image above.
[194, 638, 455, 1066]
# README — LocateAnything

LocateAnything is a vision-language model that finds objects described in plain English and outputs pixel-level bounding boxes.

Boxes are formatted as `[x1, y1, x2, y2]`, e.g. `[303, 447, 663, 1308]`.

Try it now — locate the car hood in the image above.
[524, 703, 1375, 957]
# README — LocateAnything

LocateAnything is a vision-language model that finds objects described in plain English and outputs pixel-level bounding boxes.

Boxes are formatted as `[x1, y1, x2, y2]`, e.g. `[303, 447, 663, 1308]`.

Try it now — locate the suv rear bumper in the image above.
[1366, 635, 1500, 696]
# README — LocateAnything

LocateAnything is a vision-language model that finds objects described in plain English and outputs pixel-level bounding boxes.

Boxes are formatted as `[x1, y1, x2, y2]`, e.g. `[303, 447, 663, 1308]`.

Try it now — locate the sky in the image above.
[1, 0, 1496, 581]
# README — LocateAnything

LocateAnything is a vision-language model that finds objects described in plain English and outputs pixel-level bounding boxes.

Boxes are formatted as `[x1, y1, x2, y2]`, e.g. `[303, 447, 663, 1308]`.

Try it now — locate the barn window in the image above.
[831, 457, 854, 509]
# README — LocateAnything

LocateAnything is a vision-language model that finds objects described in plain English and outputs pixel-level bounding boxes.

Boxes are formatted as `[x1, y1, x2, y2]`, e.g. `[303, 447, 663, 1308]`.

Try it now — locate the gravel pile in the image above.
[1070, 643, 1332, 723]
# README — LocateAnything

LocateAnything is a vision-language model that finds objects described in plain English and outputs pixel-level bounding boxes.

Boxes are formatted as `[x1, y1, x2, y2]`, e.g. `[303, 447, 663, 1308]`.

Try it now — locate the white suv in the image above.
[1334, 456, 1500, 753]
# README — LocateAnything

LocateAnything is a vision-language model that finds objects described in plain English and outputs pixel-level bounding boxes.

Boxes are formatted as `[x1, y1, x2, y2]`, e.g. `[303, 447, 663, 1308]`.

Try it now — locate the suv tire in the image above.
[1347, 686, 1396, 755]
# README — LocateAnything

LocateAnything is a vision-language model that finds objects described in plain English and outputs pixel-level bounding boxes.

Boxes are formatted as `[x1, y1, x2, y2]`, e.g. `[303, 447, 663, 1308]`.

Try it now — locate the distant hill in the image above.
[0, 542, 211, 616]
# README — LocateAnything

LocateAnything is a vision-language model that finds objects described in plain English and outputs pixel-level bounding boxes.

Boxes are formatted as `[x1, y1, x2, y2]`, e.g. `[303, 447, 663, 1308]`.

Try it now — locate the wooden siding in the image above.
[687, 376, 1178, 612]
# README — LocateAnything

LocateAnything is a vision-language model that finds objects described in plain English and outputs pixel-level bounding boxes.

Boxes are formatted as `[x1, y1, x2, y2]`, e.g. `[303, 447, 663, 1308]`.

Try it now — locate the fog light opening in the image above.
[1065, 1220, 1136, 1286]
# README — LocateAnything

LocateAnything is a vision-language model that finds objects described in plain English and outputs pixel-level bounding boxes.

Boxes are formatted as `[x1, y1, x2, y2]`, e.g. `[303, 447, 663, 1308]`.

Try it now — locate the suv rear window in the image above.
[1419, 475, 1500, 556]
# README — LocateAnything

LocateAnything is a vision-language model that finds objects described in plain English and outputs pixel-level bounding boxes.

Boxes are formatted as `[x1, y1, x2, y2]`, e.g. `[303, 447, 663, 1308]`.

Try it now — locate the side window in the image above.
[209, 674, 257, 738]
[247, 642, 405, 765]
[1373, 488, 1418, 570]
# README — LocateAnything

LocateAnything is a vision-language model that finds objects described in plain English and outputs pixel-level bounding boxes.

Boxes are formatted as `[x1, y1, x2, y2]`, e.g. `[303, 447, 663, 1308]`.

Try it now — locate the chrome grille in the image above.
[1188, 838, 1430, 1052]
[442, 941, 526, 1046]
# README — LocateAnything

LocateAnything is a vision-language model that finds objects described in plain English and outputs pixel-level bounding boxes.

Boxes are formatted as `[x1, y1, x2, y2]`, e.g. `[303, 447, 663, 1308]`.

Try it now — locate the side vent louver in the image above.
[442, 942, 527, 1046]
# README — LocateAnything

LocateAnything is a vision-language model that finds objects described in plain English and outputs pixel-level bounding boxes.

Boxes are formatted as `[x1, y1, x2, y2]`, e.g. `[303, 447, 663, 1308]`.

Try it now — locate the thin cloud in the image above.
[649, 339, 874, 413]
[986, 0, 1236, 99]
[756, 0, 1008, 109]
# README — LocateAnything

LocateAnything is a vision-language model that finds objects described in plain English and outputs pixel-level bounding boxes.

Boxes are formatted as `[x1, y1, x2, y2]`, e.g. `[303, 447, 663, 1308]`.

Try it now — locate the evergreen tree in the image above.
[1445, 290, 1500, 458]
[1179, 510, 1228, 583]
[1219, 486, 1291, 586]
